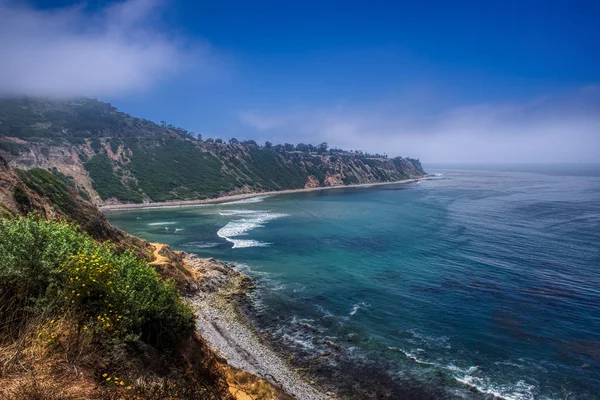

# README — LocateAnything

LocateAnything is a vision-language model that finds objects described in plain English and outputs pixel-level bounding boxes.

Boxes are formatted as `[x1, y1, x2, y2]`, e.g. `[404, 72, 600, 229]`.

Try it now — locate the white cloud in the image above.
[238, 86, 600, 163]
[0, 0, 213, 97]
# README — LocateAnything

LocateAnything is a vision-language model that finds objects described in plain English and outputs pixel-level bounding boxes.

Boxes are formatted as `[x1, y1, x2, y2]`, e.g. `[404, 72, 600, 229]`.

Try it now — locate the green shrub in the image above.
[0, 218, 193, 348]
[0, 141, 27, 156]
[90, 137, 102, 154]
[16, 168, 82, 216]
[84, 155, 142, 202]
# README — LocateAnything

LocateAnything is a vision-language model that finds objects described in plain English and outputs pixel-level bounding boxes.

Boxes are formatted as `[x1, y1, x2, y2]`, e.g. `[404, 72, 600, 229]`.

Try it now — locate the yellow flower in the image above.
[120, 381, 125, 386]
[106, 377, 111, 381]
[103, 373, 108, 377]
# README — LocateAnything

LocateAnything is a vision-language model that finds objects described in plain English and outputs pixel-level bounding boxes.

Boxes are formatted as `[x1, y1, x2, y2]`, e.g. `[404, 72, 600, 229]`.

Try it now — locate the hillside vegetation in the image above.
[0, 160, 291, 400]
[0, 98, 425, 204]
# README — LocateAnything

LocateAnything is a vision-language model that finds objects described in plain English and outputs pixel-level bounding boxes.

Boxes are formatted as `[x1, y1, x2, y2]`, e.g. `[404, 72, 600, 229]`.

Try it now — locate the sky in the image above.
[0, 0, 599, 163]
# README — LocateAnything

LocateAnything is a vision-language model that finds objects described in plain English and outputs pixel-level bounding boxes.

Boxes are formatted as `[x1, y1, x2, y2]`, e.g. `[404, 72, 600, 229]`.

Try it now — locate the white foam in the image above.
[228, 239, 270, 249]
[220, 195, 271, 205]
[349, 302, 369, 316]
[217, 209, 288, 249]
[447, 363, 537, 400]
[148, 221, 177, 226]
[218, 209, 261, 216]
[182, 241, 221, 249]
[388, 347, 434, 365]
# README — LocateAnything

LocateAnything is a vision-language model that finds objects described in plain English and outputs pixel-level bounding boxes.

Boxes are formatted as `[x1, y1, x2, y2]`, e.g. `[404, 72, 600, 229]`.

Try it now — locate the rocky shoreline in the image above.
[184, 254, 332, 400]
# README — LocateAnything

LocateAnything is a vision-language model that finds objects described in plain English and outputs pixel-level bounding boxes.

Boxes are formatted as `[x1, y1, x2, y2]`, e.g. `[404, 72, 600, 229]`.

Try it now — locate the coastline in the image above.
[99, 177, 426, 211]
[184, 254, 331, 400]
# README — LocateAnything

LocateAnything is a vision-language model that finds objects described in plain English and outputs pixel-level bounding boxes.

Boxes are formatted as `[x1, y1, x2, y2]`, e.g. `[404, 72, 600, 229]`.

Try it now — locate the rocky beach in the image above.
[184, 254, 331, 400]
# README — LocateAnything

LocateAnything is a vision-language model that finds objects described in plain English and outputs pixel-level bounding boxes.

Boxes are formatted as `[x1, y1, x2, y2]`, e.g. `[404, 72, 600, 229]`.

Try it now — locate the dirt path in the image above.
[149, 243, 170, 265]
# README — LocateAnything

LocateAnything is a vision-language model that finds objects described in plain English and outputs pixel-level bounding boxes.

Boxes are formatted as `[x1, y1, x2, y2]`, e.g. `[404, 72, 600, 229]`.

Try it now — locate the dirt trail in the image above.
[149, 243, 170, 265]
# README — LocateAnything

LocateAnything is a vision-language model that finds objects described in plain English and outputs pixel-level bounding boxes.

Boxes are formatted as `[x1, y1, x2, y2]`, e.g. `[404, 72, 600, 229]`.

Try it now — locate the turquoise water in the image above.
[107, 165, 600, 400]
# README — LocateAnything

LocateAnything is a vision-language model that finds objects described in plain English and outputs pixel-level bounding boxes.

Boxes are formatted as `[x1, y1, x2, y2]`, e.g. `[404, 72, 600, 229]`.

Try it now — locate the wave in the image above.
[390, 343, 538, 400]
[220, 195, 271, 205]
[180, 241, 221, 249]
[349, 302, 369, 316]
[217, 209, 288, 249]
[148, 221, 177, 226]
[388, 347, 434, 365]
[447, 364, 536, 400]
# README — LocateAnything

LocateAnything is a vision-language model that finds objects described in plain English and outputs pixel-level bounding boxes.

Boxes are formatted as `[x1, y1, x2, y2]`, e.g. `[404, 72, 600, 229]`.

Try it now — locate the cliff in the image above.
[0, 159, 294, 400]
[0, 98, 425, 204]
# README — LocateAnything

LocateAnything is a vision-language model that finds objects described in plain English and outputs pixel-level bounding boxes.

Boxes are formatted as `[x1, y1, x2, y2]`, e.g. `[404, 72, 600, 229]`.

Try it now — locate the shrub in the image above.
[84, 154, 142, 202]
[0, 217, 193, 348]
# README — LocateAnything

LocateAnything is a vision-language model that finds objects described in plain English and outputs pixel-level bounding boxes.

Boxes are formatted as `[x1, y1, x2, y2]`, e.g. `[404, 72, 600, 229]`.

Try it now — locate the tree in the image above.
[215, 138, 223, 144]
[229, 138, 239, 144]
[284, 143, 295, 152]
[317, 142, 328, 153]
[206, 138, 214, 143]
[264, 141, 272, 149]
[242, 140, 258, 147]
[296, 143, 308, 152]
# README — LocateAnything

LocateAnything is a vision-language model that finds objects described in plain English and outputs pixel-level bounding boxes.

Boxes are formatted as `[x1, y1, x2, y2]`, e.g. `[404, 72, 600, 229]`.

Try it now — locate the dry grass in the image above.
[224, 366, 294, 400]
[2, 375, 77, 400]
[0, 314, 230, 400]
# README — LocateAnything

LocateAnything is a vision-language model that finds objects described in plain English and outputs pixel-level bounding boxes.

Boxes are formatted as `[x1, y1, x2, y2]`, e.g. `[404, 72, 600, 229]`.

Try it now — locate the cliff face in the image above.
[0, 97, 425, 204]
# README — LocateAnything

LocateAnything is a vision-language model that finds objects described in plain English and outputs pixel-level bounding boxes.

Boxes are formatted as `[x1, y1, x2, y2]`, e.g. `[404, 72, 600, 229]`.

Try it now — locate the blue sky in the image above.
[2, 0, 599, 162]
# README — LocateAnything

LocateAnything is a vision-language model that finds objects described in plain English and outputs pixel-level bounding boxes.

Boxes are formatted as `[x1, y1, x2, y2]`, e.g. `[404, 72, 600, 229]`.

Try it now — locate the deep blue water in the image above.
[107, 165, 600, 400]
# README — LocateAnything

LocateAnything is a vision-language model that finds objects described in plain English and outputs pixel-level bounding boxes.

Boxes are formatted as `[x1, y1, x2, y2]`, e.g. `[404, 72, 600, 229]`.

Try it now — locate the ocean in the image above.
[106, 165, 600, 400]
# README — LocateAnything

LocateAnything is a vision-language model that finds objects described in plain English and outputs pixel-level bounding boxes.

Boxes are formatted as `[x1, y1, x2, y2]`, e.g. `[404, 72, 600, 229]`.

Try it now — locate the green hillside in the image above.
[0, 98, 426, 203]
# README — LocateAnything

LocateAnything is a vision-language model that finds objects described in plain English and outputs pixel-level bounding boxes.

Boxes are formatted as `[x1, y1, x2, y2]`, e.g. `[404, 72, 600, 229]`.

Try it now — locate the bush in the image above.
[0, 217, 193, 348]
[84, 154, 142, 202]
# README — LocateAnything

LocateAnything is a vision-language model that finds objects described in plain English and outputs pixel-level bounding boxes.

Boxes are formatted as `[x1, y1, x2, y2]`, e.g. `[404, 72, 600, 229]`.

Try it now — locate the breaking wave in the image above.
[216, 209, 288, 248]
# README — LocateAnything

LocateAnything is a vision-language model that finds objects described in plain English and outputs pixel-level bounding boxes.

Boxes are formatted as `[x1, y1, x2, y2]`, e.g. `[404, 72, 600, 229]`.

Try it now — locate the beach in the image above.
[183, 254, 332, 400]
[99, 178, 425, 211]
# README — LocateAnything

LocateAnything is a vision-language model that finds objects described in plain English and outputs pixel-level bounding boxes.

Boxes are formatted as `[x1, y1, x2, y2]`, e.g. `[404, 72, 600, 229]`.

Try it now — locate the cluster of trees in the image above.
[262, 141, 329, 153]
[157, 119, 385, 158]
[188, 136, 387, 158]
